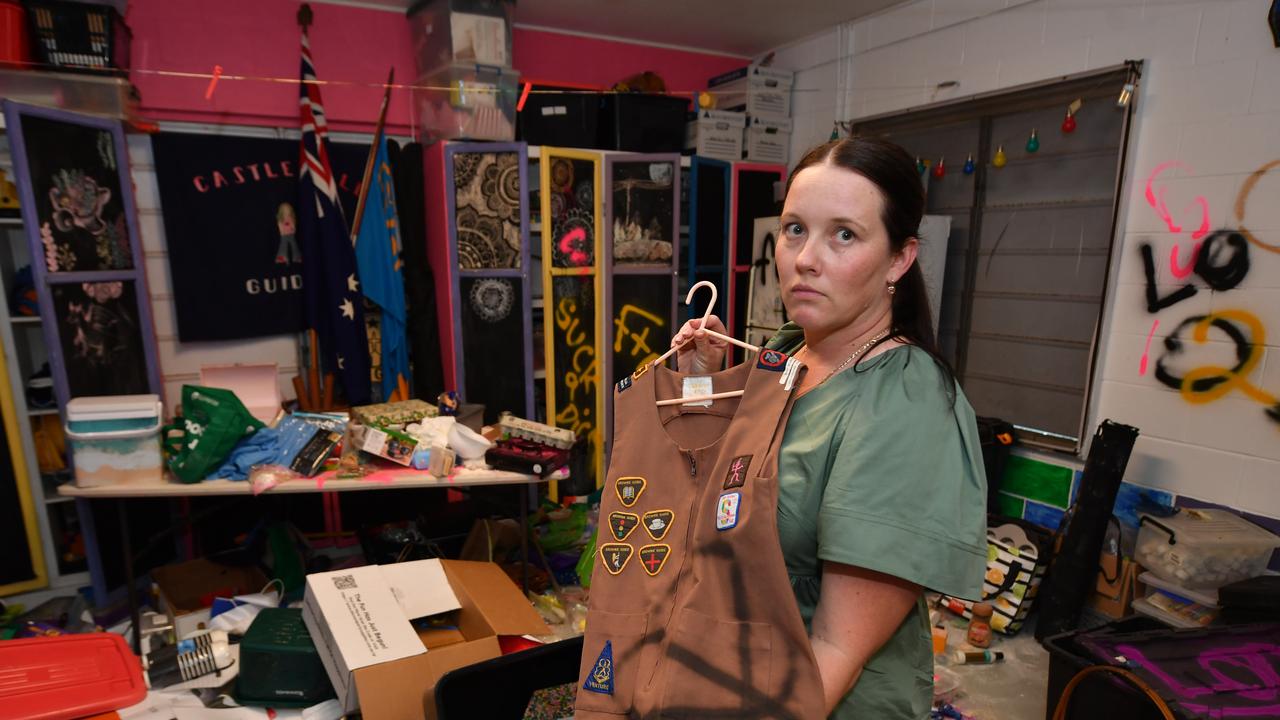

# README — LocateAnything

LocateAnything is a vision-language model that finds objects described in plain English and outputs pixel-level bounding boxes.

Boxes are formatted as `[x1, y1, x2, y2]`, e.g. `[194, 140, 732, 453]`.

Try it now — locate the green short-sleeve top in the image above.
[767, 324, 988, 719]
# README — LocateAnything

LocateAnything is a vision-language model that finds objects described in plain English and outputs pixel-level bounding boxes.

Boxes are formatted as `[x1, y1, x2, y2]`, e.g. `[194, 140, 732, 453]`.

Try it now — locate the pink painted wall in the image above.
[127, 1, 747, 133]
[513, 28, 745, 94]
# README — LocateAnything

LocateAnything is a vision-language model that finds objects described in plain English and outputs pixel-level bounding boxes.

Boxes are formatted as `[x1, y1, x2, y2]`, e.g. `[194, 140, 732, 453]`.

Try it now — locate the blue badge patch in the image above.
[617, 375, 633, 393]
[583, 640, 615, 695]
[757, 349, 788, 372]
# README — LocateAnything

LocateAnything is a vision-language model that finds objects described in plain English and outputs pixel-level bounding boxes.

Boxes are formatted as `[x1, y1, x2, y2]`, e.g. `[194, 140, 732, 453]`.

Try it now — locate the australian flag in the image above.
[297, 31, 371, 405]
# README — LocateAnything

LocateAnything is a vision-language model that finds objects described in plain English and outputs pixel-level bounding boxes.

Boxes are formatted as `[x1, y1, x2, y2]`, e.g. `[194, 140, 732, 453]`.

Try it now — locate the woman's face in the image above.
[776, 161, 916, 341]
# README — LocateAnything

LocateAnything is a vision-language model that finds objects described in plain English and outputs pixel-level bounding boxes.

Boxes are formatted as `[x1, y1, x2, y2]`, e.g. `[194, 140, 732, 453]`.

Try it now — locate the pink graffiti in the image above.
[558, 227, 589, 266]
[1139, 319, 1159, 376]
[1169, 241, 1201, 279]
[1115, 642, 1280, 716]
[1145, 161, 1211, 240]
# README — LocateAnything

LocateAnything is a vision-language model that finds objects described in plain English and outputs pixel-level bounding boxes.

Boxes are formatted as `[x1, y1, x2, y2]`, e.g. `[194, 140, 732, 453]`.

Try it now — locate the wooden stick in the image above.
[322, 372, 335, 410]
[349, 67, 396, 245]
[307, 329, 321, 410]
[292, 376, 310, 411]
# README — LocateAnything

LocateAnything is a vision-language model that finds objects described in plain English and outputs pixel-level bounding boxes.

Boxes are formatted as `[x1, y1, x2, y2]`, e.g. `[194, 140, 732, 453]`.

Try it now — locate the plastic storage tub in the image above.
[414, 62, 519, 142]
[65, 394, 164, 487]
[1136, 509, 1280, 590]
[407, 0, 514, 75]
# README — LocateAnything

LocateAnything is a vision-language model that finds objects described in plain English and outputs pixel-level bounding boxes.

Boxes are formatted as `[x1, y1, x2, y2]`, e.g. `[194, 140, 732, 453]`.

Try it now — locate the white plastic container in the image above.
[65, 394, 165, 487]
[1136, 509, 1280, 590]
[414, 62, 520, 142]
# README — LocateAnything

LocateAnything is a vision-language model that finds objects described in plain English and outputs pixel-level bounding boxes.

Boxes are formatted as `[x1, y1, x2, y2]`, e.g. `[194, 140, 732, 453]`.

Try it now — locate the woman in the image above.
[671, 138, 988, 718]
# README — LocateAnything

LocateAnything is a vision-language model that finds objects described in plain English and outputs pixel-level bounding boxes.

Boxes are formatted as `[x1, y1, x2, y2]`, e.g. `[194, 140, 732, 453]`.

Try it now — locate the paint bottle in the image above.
[966, 602, 993, 648]
[952, 649, 1005, 665]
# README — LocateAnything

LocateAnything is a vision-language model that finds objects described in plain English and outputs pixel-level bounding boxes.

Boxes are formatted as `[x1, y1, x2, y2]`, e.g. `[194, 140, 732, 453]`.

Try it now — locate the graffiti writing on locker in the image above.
[1137, 159, 1280, 425]
[614, 304, 666, 370]
[554, 295, 599, 457]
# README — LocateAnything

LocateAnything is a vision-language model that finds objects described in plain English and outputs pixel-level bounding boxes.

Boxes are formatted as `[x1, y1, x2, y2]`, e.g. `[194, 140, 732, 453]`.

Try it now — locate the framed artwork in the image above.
[4, 102, 162, 415]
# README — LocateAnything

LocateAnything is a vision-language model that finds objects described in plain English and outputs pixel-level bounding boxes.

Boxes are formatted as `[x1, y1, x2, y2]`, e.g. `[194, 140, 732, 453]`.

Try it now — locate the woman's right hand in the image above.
[670, 315, 729, 374]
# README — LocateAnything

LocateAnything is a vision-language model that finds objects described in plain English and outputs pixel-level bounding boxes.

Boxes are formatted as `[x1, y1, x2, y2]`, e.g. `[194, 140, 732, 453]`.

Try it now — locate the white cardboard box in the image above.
[707, 64, 794, 119]
[743, 115, 793, 165]
[302, 560, 461, 714]
[685, 109, 747, 162]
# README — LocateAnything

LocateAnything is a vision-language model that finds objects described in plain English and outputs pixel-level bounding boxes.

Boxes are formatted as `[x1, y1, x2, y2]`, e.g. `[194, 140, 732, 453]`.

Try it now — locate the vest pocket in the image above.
[575, 609, 649, 715]
[658, 606, 774, 718]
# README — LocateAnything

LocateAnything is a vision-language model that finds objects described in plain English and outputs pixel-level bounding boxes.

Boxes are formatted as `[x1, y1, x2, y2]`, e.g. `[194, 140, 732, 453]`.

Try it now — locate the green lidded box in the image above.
[235, 608, 334, 707]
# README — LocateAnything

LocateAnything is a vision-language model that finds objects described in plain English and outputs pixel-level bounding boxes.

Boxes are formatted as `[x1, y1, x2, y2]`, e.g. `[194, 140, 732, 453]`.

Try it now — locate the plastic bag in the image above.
[162, 385, 264, 483]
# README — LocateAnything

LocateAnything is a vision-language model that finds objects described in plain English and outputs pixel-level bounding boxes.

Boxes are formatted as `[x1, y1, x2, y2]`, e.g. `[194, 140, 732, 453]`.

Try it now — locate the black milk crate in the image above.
[27, 0, 131, 73]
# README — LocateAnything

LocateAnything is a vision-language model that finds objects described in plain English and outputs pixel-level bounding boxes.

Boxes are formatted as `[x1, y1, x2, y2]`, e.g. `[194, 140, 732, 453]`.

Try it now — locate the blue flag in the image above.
[355, 136, 411, 401]
[297, 32, 371, 406]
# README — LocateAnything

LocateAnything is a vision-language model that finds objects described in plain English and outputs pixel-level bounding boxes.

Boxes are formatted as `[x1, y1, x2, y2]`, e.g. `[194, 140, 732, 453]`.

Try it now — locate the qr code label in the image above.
[332, 574, 356, 590]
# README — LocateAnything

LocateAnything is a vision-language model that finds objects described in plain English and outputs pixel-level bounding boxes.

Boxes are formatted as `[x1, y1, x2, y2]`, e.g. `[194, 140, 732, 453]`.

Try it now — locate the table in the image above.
[60, 466, 549, 653]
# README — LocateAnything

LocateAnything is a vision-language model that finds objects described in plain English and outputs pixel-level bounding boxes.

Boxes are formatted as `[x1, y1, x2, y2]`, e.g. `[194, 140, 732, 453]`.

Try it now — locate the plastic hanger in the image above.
[651, 281, 761, 407]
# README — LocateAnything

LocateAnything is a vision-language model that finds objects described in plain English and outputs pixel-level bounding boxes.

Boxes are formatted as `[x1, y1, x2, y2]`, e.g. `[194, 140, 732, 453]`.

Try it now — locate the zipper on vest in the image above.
[686, 450, 697, 477]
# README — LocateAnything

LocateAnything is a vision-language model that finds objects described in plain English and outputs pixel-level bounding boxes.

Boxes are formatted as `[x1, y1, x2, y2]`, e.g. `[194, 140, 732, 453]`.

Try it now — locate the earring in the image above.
[887, 282, 896, 296]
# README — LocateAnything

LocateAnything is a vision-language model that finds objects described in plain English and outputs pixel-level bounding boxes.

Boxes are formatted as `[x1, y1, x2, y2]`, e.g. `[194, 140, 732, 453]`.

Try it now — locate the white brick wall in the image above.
[771, 0, 1280, 516]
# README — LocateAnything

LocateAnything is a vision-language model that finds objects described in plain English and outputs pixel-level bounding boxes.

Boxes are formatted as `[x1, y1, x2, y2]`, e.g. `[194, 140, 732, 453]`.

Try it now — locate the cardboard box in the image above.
[707, 64, 794, 118]
[302, 558, 548, 720]
[361, 424, 419, 466]
[151, 558, 270, 640]
[743, 115, 793, 165]
[1088, 552, 1144, 619]
[685, 109, 746, 162]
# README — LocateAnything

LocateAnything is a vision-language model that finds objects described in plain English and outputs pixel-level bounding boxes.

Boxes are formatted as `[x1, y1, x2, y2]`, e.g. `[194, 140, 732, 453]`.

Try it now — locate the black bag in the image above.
[975, 416, 1016, 512]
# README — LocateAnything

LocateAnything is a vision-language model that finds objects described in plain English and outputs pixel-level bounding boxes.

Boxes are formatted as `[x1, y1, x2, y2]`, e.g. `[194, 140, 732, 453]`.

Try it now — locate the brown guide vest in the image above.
[575, 349, 825, 720]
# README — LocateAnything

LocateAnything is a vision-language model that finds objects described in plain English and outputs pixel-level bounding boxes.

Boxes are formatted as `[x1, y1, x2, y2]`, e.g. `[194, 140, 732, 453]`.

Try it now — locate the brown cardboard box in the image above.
[151, 557, 269, 639]
[1088, 551, 1144, 619]
[303, 559, 548, 720]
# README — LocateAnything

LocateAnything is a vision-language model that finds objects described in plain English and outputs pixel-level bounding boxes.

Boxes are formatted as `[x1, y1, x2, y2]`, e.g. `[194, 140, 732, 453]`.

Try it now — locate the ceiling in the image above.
[354, 0, 904, 56]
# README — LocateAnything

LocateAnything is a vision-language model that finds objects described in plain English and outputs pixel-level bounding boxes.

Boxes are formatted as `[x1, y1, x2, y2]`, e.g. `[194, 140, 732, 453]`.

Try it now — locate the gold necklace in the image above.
[804, 328, 892, 386]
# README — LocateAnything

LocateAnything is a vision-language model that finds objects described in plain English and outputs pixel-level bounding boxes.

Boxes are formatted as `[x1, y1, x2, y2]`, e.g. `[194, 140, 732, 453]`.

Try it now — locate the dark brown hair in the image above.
[785, 137, 956, 389]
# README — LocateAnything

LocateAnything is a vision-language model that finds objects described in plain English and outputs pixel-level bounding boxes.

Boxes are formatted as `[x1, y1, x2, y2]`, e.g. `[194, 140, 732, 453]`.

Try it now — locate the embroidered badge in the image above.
[617, 375, 633, 393]
[615, 477, 646, 507]
[609, 512, 641, 542]
[583, 640, 615, 695]
[716, 492, 742, 531]
[723, 454, 752, 489]
[756, 349, 788, 372]
[642, 509, 674, 541]
[599, 543, 634, 575]
[638, 544, 671, 576]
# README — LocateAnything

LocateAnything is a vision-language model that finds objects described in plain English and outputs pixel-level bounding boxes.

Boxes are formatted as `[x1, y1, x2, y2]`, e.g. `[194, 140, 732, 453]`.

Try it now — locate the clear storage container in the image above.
[65, 394, 164, 487]
[407, 0, 514, 75]
[1136, 509, 1280, 590]
[414, 63, 519, 142]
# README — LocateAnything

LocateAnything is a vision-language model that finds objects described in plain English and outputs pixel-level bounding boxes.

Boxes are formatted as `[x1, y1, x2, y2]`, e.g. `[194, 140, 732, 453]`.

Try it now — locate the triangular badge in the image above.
[583, 640, 615, 695]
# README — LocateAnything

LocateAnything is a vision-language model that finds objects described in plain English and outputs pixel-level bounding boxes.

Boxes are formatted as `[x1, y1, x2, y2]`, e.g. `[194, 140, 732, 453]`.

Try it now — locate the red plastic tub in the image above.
[0, 633, 146, 720]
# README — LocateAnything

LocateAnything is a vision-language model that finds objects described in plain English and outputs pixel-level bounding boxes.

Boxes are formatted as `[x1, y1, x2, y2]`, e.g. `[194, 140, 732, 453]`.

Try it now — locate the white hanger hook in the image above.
[686, 280, 718, 326]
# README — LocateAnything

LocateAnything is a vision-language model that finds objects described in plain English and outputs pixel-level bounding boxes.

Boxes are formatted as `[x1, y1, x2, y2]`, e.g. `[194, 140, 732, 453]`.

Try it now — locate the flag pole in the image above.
[296, 3, 321, 411]
[350, 67, 396, 246]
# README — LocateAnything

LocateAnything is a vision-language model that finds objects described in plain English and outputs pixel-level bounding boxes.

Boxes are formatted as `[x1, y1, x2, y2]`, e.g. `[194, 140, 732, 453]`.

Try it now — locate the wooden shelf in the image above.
[10, 315, 41, 325]
[28, 407, 60, 417]
[0, 215, 21, 226]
